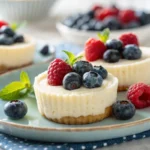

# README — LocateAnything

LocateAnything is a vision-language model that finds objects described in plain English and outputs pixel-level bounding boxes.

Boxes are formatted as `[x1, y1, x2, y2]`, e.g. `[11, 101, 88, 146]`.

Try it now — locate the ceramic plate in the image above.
[0, 63, 150, 143]
[56, 22, 150, 46]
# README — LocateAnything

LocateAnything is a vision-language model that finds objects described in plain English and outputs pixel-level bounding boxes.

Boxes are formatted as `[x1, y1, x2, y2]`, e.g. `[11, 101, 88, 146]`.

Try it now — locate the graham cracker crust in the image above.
[42, 106, 112, 125]
[118, 85, 129, 91]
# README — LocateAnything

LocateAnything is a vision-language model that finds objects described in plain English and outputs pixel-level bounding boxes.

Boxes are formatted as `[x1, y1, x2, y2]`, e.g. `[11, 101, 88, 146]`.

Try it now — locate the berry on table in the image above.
[123, 44, 142, 60]
[92, 66, 108, 79]
[127, 83, 150, 109]
[40, 45, 50, 56]
[83, 71, 103, 88]
[63, 72, 82, 90]
[103, 49, 120, 63]
[0, 26, 15, 37]
[47, 59, 72, 86]
[119, 33, 139, 46]
[72, 61, 93, 76]
[4, 100, 27, 119]
[112, 100, 136, 120]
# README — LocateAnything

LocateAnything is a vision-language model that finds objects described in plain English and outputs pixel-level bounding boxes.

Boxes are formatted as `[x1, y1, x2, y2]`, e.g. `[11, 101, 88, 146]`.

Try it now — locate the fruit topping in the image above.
[123, 44, 142, 60]
[112, 100, 136, 120]
[0, 26, 15, 37]
[127, 83, 150, 109]
[103, 49, 120, 63]
[40, 45, 50, 56]
[82, 71, 103, 88]
[119, 33, 139, 46]
[14, 34, 24, 43]
[72, 61, 93, 76]
[4, 100, 27, 119]
[0, 34, 14, 45]
[63, 72, 82, 90]
[0, 21, 8, 28]
[92, 65, 108, 79]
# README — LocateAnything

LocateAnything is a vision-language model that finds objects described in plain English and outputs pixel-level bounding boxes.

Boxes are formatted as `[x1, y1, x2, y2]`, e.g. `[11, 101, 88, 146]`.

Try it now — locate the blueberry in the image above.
[13, 34, 24, 43]
[83, 71, 103, 88]
[73, 61, 93, 76]
[40, 45, 50, 56]
[94, 21, 106, 31]
[93, 66, 108, 79]
[123, 21, 140, 29]
[103, 49, 120, 63]
[0, 34, 14, 45]
[4, 100, 27, 119]
[103, 17, 121, 30]
[123, 44, 142, 60]
[80, 24, 91, 30]
[63, 72, 82, 90]
[136, 11, 150, 25]
[0, 26, 15, 37]
[112, 100, 136, 120]
[106, 39, 123, 52]
[88, 19, 97, 30]
[85, 10, 95, 18]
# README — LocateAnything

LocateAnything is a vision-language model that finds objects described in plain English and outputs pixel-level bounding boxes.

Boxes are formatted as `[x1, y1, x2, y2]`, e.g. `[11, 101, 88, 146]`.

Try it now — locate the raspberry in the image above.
[119, 9, 138, 24]
[95, 8, 118, 21]
[0, 21, 8, 28]
[47, 59, 72, 86]
[127, 83, 150, 109]
[119, 33, 139, 46]
[92, 4, 103, 11]
[85, 38, 106, 61]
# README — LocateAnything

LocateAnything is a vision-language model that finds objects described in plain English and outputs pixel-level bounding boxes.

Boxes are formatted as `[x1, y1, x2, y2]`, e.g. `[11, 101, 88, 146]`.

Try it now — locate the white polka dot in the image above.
[70, 148, 74, 150]
[123, 136, 126, 140]
[143, 135, 146, 138]
[23, 149, 28, 150]
[44, 148, 48, 150]
[57, 146, 62, 149]
[0, 143, 2, 146]
[133, 135, 136, 138]
[4, 145, 8, 148]
[81, 146, 86, 149]
[9, 148, 12, 150]
[4, 137, 7, 140]
[19, 146, 23, 148]
[103, 143, 107, 146]
[93, 145, 97, 149]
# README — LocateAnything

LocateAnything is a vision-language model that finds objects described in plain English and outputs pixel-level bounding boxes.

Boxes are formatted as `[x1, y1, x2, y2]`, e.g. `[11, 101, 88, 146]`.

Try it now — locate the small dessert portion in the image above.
[34, 51, 118, 125]
[81, 29, 150, 91]
[62, 4, 150, 31]
[0, 20, 35, 74]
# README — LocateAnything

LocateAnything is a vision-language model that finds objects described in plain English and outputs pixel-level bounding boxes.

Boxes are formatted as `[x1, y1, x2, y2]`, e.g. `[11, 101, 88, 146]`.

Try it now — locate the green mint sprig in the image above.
[0, 71, 33, 101]
[63, 50, 83, 66]
[97, 28, 110, 43]
[10, 21, 27, 31]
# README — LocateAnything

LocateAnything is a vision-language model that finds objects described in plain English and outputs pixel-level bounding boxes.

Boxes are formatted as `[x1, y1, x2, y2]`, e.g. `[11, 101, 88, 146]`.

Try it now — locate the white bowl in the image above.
[0, 0, 55, 21]
[57, 22, 150, 46]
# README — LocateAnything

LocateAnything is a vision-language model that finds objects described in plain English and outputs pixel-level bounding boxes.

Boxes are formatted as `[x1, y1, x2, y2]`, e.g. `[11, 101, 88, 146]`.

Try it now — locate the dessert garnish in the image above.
[0, 71, 33, 100]
[112, 100, 136, 120]
[127, 83, 150, 109]
[40, 45, 50, 56]
[4, 100, 27, 119]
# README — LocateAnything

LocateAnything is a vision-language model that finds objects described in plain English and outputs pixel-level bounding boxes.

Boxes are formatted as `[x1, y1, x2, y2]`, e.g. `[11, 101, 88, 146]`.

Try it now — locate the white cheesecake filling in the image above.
[0, 36, 35, 67]
[34, 71, 118, 119]
[82, 47, 150, 86]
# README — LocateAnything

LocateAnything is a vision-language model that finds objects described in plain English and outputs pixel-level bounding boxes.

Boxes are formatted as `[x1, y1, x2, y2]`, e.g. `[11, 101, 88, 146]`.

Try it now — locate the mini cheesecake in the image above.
[34, 71, 118, 125]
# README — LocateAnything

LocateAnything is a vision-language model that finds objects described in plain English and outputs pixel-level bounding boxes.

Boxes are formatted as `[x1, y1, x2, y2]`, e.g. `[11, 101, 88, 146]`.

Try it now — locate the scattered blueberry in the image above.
[13, 34, 24, 43]
[123, 21, 140, 29]
[80, 24, 91, 30]
[4, 100, 28, 119]
[88, 19, 97, 30]
[93, 66, 108, 79]
[0, 26, 15, 37]
[63, 72, 82, 90]
[106, 39, 123, 52]
[83, 71, 103, 88]
[103, 49, 120, 63]
[136, 11, 150, 25]
[94, 21, 105, 31]
[112, 100, 136, 120]
[85, 10, 95, 18]
[0, 34, 14, 45]
[123, 44, 142, 60]
[40, 45, 50, 56]
[73, 61, 93, 76]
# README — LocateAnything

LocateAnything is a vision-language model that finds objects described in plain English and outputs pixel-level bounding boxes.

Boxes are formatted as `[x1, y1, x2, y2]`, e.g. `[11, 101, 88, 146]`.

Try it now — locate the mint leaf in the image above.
[97, 28, 110, 43]
[20, 71, 31, 88]
[0, 81, 26, 100]
[10, 21, 27, 31]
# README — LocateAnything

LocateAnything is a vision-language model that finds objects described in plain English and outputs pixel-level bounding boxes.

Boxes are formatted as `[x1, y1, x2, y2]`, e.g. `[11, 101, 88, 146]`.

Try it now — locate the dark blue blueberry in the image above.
[93, 66, 108, 79]
[4, 100, 28, 119]
[72, 61, 93, 76]
[103, 49, 120, 63]
[0, 26, 15, 37]
[88, 19, 97, 30]
[106, 39, 123, 52]
[94, 21, 106, 31]
[0, 34, 14, 45]
[123, 21, 140, 29]
[63, 72, 82, 90]
[40, 45, 50, 56]
[85, 10, 95, 18]
[112, 100, 136, 120]
[13, 34, 24, 43]
[80, 24, 91, 30]
[123, 44, 142, 60]
[83, 71, 103, 88]
[103, 17, 121, 30]
[136, 11, 150, 25]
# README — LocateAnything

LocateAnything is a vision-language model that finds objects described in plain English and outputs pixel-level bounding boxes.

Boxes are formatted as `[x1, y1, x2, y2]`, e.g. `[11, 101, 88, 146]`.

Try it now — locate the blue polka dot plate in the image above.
[0, 63, 150, 143]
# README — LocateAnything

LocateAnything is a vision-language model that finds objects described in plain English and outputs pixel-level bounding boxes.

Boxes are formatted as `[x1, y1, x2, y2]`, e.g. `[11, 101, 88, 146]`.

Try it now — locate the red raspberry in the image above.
[92, 4, 103, 11]
[119, 33, 139, 46]
[127, 83, 150, 109]
[85, 38, 106, 61]
[119, 9, 138, 24]
[47, 59, 72, 86]
[95, 8, 118, 21]
[0, 21, 8, 28]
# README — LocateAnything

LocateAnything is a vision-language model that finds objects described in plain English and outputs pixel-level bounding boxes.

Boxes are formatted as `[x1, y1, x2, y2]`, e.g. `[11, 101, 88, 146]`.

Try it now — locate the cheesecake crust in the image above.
[118, 85, 129, 91]
[42, 106, 112, 125]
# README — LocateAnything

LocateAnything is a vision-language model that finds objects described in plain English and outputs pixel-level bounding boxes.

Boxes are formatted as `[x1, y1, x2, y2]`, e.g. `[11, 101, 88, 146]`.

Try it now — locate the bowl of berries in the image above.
[57, 4, 150, 46]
